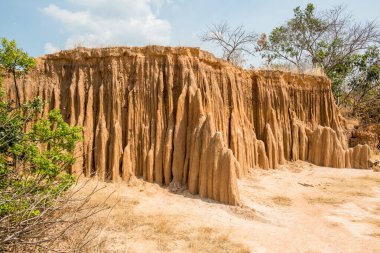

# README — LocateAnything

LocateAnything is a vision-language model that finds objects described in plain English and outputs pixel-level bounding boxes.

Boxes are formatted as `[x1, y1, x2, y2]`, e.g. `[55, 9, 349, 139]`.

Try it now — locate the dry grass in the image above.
[356, 175, 380, 184]
[61, 170, 380, 252]
[257, 64, 326, 77]
[330, 176, 380, 197]
[307, 175, 380, 206]
[344, 117, 361, 130]
[327, 222, 340, 228]
[229, 206, 268, 223]
[360, 218, 380, 228]
[271, 196, 292, 206]
[69, 181, 251, 253]
[354, 218, 380, 239]
[374, 204, 380, 214]
[105, 210, 250, 252]
[187, 226, 251, 253]
[307, 196, 345, 206]
[368, 233, 380, 238]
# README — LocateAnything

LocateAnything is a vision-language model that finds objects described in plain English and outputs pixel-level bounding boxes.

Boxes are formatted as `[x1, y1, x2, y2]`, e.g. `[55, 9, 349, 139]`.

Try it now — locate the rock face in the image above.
[350, 124, 380, 150]
[4, 46, 372, 205]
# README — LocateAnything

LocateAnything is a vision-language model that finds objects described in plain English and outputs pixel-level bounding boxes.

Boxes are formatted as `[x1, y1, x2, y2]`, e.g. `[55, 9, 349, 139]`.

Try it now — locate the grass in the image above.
[69, 181, 251, 253]
[360, 218, 380, 228]
[368, 233, 380, 238]
[120, 214, 251, 252]
[374, 204, 380, 214]
[271, 196, 292, 206]
[356, 175, 380, 184]
[307, 175, 380, 206]
[352, 216, 380, 239]
[229, 206, 267, 222]
[188, 226, 251, 253]
[307, 196, 345, 206]
[257, 64, 326, 77]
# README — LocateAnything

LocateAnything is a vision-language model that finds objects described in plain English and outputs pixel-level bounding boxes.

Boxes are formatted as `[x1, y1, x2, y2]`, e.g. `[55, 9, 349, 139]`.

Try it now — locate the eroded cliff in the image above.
[4, 46, 371, 205]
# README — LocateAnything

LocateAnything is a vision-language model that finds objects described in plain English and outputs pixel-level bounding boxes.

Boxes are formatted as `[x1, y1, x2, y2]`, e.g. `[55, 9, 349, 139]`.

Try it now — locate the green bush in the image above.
[0, 86, 82, 250]
[0, 38, 112, 252]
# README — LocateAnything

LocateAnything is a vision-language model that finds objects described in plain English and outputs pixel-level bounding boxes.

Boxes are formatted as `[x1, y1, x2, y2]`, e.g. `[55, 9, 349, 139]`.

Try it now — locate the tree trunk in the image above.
[12, 69, 21, 107]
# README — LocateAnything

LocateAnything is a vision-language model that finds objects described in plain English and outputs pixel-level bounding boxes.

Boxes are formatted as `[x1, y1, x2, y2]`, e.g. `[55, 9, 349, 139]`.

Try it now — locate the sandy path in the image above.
[236, 162, 380, 253]
[75, 162, 380, 253]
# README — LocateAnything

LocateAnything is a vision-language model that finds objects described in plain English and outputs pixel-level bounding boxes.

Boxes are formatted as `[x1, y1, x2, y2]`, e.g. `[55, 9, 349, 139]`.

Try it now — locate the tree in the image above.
[201, 21, 257, 66]
[0, 38, 109, 251]
[0, 38, 36, 106]
[0, 86, 80, 249]
[0, 87, 111, 252]
[257, 3, 380, 100]
[343, 46, 380, 122]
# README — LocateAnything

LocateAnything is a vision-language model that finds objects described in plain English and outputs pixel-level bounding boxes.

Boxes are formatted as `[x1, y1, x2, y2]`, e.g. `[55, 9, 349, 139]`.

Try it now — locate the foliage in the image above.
[342, 46, 380, 122]
[0, 85, 83, 251]
[201, 21, 257, 66]
[0, 37, 36, 106]
[257, 3, 380, 101]
[0, 37, 36, 73]
[0, 38, 111, 252]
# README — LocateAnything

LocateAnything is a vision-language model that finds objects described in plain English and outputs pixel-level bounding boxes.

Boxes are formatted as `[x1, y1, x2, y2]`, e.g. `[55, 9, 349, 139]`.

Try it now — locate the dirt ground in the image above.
[73, 161, 380, 253]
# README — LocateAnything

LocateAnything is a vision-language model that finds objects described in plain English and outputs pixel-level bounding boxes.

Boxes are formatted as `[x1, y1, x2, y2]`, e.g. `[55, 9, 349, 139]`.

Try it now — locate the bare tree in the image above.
[319, 5, 380, 72]
[201, 21, 258, 66]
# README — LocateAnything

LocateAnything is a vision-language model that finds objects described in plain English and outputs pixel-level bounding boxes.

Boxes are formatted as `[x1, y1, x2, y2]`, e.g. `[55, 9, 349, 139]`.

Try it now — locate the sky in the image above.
[1, 0, 379, 66]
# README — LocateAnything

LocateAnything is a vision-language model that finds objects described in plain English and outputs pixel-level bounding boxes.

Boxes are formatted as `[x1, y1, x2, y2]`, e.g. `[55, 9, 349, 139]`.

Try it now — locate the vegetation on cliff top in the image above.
[257, 3, 380, 122]
[202, 3, 380, 123]
[0, 38, 36, 107]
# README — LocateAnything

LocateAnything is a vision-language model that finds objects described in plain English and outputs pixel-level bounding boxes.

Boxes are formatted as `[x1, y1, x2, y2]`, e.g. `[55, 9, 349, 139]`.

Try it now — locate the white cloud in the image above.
[41, 0, 171, 50]
[44, 42, 60, 54]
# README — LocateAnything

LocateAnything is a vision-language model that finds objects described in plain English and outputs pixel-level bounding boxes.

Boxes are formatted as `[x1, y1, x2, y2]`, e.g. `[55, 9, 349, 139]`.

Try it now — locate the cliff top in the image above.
[39, 45, 330, 88]
[41, 45, 216, 63]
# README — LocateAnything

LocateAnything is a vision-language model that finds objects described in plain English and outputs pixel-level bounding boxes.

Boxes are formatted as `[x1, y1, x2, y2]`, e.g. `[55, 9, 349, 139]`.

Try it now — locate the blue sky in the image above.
[1, 0, 379, 66]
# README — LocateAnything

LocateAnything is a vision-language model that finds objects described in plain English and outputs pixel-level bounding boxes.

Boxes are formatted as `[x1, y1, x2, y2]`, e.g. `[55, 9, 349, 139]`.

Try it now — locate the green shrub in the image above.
[0, 87, 82, 250]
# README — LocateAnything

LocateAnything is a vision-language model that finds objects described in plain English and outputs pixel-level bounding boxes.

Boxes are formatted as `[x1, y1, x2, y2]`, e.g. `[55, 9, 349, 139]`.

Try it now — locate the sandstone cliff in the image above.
[4, 46, 372, 205]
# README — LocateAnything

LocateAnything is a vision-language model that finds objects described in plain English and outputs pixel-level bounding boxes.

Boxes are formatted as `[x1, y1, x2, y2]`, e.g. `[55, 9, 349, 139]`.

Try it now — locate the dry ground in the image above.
[72, 161, 380, 253]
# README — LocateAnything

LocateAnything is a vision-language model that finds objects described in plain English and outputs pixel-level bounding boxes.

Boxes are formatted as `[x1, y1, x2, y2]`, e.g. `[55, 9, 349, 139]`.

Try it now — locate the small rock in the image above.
[368, 159, 380, 168]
